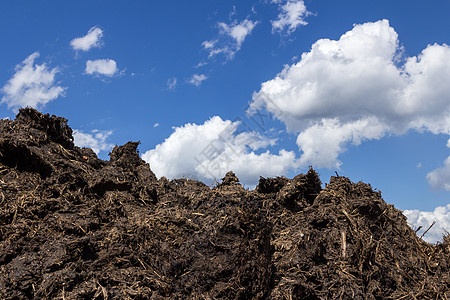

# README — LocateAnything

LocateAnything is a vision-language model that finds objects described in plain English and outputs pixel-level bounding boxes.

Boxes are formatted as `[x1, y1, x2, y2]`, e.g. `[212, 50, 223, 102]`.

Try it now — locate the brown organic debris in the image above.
[0, 108, 448, 299]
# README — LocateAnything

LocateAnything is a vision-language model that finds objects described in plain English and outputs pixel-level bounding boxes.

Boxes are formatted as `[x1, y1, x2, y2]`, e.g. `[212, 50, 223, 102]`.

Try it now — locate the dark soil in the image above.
[0, 108, 448, 299]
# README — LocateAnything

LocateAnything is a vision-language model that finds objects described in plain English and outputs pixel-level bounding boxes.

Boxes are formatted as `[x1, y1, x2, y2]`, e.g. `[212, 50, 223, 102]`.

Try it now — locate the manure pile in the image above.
[0, 108, 448, 299]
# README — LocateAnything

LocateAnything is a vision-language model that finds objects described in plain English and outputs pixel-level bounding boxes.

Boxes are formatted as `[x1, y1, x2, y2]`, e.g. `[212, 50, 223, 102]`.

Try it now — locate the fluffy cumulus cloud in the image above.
[202, 18, 258, 60]
[404, 204, 450, 243]
[142, 116, 297, 187]
[272, 0, 310, 34]
[1, 52, 66, 110]
[426, 139, 450, 190]
[296, 117, 386, 168]
[427, 159, 450, 190]
[73, 129, 113, 155]
[251, 19, 450, 169]
[188, 74, 207, 86]
[85, 59, 118, 77]
[70, 26, 103, 51]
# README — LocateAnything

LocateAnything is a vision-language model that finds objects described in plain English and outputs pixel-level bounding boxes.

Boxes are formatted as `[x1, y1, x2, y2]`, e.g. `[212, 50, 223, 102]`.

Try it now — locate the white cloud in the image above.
[73, 129, 113, 155]
[85, 59, 118, 77]
[195, 61, 208, 68]
[427, 158, 450, 191]
[404, 204, 450, 243]
[70, 26, 103, 51]
[202, 18, 258, 60]
[167, 77, 177, 90]
[219, 19, 258, 48]
[202, 40, 228, 58]
[272, 0, 310, 34]
[188, 74, 207, 86]
[426, 141, 450, 190]
[202, 40, 217, 50]
[153, 123, 159, 128]
[1, 52, 66, 110]
[251, 19, 450, 169]
[141, 116, 297, 186]
[296, 117, 386, 168]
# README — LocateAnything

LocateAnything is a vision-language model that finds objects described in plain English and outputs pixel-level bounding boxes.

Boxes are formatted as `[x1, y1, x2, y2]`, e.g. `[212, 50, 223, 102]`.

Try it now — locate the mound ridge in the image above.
[0, 108, 448, 299]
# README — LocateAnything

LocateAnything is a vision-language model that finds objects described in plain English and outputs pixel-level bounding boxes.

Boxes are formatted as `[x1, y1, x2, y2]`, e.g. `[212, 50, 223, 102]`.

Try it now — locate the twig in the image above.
[420, 221, 436, 240]
[341, 231, 347, 259]
[62, 285, 65, 300]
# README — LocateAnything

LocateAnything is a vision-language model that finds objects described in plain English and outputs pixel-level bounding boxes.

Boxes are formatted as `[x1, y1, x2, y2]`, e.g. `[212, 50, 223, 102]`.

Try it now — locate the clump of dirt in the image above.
[0, 108, 448, 299]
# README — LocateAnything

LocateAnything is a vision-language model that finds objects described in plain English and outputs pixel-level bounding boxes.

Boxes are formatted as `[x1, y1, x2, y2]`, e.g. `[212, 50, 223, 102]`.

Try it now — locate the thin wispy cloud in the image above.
[188, 74, 207, 86]
[1, 52, 66, 110]
[167, 77, 177, 90]
[202, 18, 258, 60]
[70, 26, 103, 51]
[219, 19, 258, 49]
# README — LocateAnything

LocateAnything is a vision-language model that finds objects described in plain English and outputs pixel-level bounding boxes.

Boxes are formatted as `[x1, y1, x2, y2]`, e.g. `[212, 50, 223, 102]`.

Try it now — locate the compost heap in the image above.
[0, 108, 448, 300]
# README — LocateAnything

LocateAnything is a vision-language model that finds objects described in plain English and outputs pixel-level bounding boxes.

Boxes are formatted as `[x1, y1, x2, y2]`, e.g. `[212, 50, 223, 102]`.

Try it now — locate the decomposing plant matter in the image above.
[0, 108, 448, 299]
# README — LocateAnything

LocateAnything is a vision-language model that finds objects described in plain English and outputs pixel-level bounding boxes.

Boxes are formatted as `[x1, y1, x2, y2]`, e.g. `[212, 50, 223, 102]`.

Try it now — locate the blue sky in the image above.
[1, 0, 449, 242]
